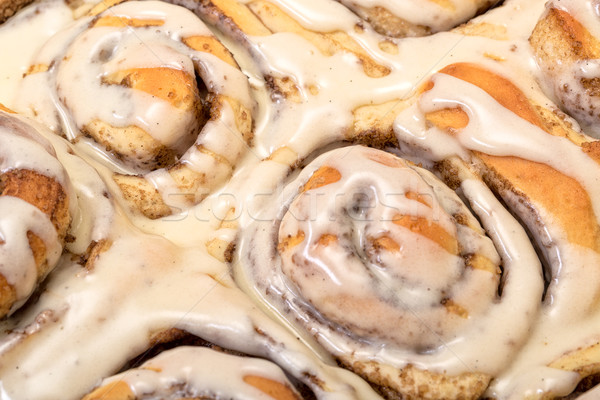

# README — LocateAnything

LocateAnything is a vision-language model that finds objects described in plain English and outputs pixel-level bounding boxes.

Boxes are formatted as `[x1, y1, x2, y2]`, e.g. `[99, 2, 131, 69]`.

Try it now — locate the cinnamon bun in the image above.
[333, 0, 502, 37]
[395, 61, 600, 397]
[0, 0, 30, 22]
[530, 0, 600, 138]
[16, 0, 255, 219]
[237, 145, 543, 400]
[82, 346, 303, 400]
[0, 109, 72, 318]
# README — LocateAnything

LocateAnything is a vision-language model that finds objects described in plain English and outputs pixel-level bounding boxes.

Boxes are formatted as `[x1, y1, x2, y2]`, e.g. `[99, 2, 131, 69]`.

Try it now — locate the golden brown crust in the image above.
[0, 273, 16, 318]
[0, 0, 32, 23]
[530, 8, 600, 69]
[427, 62, 600, 253]
[1, 169, 69, 239]
[340, 358, 490, 400]
[82, 381, 136, 400]
[529, 7, 600, 136]
[347, 4, 431, 38]
[243, 375, 301, 400]
[338, 0, 502, 38]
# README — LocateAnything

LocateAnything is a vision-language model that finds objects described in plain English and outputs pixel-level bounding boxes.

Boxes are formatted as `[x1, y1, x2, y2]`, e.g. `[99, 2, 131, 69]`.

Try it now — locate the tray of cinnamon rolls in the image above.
[1, 0, 600, 398]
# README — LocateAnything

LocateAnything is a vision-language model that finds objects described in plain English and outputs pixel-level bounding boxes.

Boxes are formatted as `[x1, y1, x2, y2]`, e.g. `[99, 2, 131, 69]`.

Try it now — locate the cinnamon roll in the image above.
[82, 346, 303, 400]
[5, 0, 600, 399]
[237, 145, 543, 400]
[16, 0, 255, 219]
[395, 61, 600, 397]
[0, 0, 31, 22]
[178, 0, 405, 150]
[333, 0, 502, 37]
[0, 109, 72, 318]
[530, 0, 600, 138]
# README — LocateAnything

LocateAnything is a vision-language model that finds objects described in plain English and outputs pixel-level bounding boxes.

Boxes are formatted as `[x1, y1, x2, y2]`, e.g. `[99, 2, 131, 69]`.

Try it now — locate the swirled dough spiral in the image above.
[333, 0, 502, 37]
[82, 346, 303, 400]
[0, 109, 71, 317]
[0, 0, 30, 22]
[395, 61, 600, 398]
[237, 145, 543, 400]
[530, 0, 600, 138]
[4, 0, 600, 399]
[16, 0, 255, 219]
[179, 0, 405, 150]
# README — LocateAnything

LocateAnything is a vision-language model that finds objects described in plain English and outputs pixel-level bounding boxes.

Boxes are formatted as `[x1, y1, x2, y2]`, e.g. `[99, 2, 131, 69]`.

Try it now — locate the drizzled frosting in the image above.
[237, 146, 543, 390]
[336, 0, 496, 33]
[532, 0, 600, 137]
[0, 0, 600, 399]
[89, 346, 302, 399]
[0, 197, 58, 303]
[0, 112, 69, 314]
[394, 62, 600, 396]
[15, 0, 255, 217]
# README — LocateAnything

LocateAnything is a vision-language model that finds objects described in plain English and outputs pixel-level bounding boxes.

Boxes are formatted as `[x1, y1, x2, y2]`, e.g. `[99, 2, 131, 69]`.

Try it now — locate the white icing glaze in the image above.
[0, 197, 58, 302]
[337, 0, 493, 33]
[237, 147, 543, 381]
[276, 148, 496, 348]
[552, 0, 600, 38]
[0, 0, 73, 107]
[395, 70, 600, 319]
[98, 346, 300, 399]
[246, 0, 360, 32]
[534, 0, 600, 137]
[0, 219, 378, 399]
[1, 0, 600, 399]
[0, 114, 66, 184]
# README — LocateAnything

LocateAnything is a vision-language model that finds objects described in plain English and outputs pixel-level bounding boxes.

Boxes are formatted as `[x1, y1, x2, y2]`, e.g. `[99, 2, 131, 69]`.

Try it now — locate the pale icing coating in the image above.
[52, 0, 253, 143]
[336, 0, 493, 32]
[15, 0, 255, 214]
[94, 346, 301, 399]
[0, 218, 378, 399]
[0, 0, 599, 399]
[0, 112, 68, 313]
[532, 0, 600, 137]
[0, 113, 66, 184]
[237, 146, 542, 378]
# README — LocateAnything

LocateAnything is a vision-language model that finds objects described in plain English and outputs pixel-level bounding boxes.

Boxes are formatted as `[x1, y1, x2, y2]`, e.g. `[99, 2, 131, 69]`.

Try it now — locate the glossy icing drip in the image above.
[97, 346, 300, 399]
[0, 113, 69, 314]
[535, 0, 600, 137]
[237, 146, 543, 385]
[13, 0, 256, 216]
[0, 0, 599, 399]
[338, 0, 484, 31]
